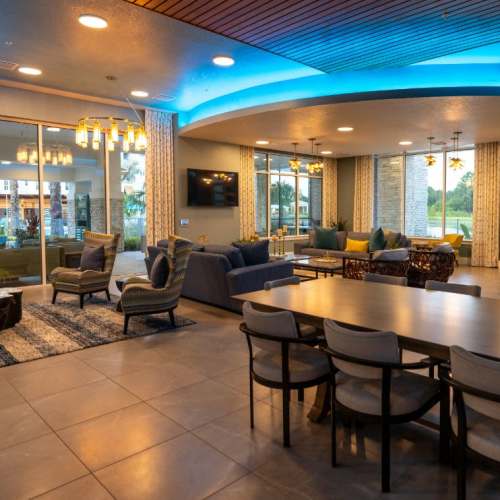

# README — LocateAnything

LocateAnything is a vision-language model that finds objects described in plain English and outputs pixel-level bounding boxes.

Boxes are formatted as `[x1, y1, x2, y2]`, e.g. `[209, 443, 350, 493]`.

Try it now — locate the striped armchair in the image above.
[50, 231, 120, 309]
[120, 236, 193, 334]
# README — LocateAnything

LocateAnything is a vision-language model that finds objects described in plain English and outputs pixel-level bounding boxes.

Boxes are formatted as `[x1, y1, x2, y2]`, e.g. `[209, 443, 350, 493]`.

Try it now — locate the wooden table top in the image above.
[234, 278, 500, 360]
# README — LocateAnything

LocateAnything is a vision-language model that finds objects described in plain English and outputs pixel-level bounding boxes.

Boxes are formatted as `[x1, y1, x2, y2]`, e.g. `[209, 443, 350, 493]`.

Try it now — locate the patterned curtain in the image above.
[472, 143, 500, 267]
[353, 155, 374, 232]
[322, 158, 338, 227]
[239, 146, 256, 240]
[145, 109, 175, 246]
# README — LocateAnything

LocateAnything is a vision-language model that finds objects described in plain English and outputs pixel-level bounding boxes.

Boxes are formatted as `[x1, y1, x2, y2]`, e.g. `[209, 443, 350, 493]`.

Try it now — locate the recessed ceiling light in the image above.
[337, 126, 354, 132]
[47, 127, 60, 132]
[399, 140, 413, 146]
[78, 15, 108, 29]
[130, 90, 149, 98]
[255, 140, 269, 145]
[1, 161, 12, 165]
[320, 150, 333, 155]
[212, 56, 235, 67]
[18, 66, 42, 76]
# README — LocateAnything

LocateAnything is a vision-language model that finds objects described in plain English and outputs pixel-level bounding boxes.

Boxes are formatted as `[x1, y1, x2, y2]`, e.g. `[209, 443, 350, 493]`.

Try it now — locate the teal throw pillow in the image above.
[314, 228, 338, 250]
[369, 227, 386, 252]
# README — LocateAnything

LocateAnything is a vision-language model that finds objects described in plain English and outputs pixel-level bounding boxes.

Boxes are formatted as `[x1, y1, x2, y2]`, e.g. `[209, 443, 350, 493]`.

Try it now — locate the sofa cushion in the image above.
[150, 253, 169, 289]
[431, 242, 454, 253]
[372, 248, 409, 261]
[205, 244, 245, 268]
[313, 227, 338, 250]
[232, 240, 269, 266]
[336, 231, 347, 250]
[369, 227, 386, 252]
[384, 230, 402, 249]
[80, 245, 104, 271]
[345, 239, 369, 252]
[347, 232, 371, 241]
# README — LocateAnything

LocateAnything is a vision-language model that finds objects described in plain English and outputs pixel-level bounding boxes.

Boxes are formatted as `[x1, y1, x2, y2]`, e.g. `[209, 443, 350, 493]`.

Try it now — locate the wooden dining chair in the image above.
[425, 280, 482, 297]
[322, 319, 443, 493]
[440, 346, 500, 500]
[240, 301, 330, 447]
[363, 273, 408, 286]
[263, 275, 300, 290]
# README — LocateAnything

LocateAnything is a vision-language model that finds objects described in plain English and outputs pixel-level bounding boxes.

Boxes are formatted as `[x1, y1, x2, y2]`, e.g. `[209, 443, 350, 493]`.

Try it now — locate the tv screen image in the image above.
[187, 169, 239, 207]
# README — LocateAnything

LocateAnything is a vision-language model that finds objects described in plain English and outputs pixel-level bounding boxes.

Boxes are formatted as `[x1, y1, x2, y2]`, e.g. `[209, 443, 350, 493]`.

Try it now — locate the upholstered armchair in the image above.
[50, 231, 120, 308]
[120, 236, 193, 334]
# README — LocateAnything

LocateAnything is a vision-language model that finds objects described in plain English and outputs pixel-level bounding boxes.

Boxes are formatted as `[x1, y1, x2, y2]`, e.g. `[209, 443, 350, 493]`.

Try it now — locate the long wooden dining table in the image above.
[233, 277, 500, 459]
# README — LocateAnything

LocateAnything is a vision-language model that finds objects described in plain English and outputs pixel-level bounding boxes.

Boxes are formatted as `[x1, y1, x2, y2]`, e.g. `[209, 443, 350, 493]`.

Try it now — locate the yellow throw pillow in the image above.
[345, 238, 369, 252]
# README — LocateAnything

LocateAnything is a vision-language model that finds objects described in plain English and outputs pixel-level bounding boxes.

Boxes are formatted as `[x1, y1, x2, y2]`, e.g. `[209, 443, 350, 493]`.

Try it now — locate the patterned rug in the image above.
[0, 296, 195, 367]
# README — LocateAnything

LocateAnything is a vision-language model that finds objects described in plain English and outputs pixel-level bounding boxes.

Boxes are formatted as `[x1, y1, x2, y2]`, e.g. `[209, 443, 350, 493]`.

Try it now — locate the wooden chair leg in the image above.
[457, 442, 466, 500]
[168, 309, 176, 327]
[79, 294, 84, 309]
[123, 315, 130, 335]
[52, 289, 58, 304]
[298, 387, 304, 402]
[249, 370, 254, 429]
[105, 289, 111, 301]
[331, 381, 337, 467]
[381, 418, 391, 493]
[282, 387, 290, 447]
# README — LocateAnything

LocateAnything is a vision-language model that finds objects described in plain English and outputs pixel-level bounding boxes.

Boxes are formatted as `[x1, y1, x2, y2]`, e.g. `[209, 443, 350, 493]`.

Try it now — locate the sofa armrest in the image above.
[227, 260, 293, 296]
[293, 240, 310, 254]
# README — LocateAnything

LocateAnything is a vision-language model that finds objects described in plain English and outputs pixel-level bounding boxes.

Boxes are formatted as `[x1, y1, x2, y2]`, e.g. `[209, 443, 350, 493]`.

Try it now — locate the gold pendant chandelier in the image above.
[16, 143, 73, 166]
[424, 136, 436, 167]
[306, 138, 323, 174]
[449, 131, 463, 170]
[288, 142, 301, 172]
[75, 117, 147, 153]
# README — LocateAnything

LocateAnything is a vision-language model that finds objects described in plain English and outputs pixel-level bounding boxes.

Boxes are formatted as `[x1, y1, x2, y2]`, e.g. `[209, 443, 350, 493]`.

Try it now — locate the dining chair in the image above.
[240, 301, 329, 447]
[441, 346, 500, 500]
[264, 275, 300, 290]
[322, 319, 442, 493]
[425, 280, 481, 297]
[363, 273, 408, 286]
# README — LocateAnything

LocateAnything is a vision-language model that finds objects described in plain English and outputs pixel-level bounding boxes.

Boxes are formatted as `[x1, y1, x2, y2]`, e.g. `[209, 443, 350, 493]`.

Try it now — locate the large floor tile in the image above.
[212, 366, 271, 400]
[58, 403, 185, 470]
[0, 433, 87, 499]
[0, 352, 76, 381]
[176, 351, 248, 377]
[31, 379, 139, 429]
[0, 402, 51, 451]
[8, 357, 105, 401]
[0, 377, 25, 409]
[35, 475, 113, 500]
[112, 361, 206, 400]
[148, 379, 248, 430]
[96, 433, 246, 500]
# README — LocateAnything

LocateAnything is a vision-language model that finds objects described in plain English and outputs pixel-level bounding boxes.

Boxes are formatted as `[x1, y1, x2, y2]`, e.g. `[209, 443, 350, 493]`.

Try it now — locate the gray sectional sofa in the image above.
[293, 230, 410, 259]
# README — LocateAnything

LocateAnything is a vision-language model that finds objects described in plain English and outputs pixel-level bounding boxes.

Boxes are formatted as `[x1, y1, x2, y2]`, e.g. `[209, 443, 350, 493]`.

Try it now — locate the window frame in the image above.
[255, 150, 323, 238]
[375, 147, 475, 241]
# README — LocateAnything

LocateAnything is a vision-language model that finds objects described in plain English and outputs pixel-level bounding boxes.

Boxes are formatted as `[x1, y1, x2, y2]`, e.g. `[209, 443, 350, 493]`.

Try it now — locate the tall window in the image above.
[255, 151, 322, 237]
[374, 149, 475, 239]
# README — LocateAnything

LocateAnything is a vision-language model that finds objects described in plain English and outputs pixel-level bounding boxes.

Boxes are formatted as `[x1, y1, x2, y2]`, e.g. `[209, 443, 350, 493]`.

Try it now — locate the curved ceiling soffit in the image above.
[178, 64, 500, 132]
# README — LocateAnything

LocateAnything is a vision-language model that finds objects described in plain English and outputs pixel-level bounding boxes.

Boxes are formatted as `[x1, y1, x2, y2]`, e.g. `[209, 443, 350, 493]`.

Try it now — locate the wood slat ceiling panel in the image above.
[124, 0, 500, 73]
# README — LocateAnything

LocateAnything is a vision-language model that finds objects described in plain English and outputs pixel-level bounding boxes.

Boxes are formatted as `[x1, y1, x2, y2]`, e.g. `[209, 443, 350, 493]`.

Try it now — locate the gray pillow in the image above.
[150, 253, 169, 288]
[372, 248, 409, 261]
[80, 245, 104, 271]
[204, 244, 245, 268]
[232, 240, 269, 266]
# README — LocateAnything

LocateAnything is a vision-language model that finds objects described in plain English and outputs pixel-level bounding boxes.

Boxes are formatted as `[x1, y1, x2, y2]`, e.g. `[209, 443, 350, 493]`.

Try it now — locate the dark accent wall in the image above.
[337, 157, 355, 231]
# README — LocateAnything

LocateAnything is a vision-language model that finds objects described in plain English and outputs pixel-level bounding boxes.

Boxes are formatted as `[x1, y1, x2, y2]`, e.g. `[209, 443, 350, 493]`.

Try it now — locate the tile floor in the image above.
[0, 267, 498, 499]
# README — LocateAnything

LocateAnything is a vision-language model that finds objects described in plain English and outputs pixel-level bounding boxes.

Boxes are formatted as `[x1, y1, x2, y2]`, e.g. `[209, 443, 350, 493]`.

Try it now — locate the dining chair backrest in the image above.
[450, 346, 500, 421]
[425, 280, 481, 297]
[363, 273, 408, 286]
[264, 276, 301, 290]
[242, 301, 298, 353]
[324, 319, 400, 380]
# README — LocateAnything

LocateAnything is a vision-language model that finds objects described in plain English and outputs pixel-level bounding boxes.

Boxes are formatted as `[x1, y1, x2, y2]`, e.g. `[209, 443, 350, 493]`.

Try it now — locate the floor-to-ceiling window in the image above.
[0, 120, 42, 286]
[255, 150, 322, 237]
[374, 148, 475, 239]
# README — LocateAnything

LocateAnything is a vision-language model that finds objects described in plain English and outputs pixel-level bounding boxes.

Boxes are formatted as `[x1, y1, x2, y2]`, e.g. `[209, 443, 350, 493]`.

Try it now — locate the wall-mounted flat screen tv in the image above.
[187, 169, 239, 207]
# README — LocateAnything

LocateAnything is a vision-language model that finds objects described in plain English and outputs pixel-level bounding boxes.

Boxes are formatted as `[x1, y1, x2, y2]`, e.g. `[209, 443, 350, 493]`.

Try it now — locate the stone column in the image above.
[8, 180, 19, 237]
[66, 183, 76, 238]
[49, 182, 64, 237]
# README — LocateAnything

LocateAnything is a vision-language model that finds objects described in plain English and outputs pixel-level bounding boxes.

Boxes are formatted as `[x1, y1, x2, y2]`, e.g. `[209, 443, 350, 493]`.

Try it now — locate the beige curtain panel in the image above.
[472, 142, 500, 267]
[322, 158, 338, 227]
[145, 109, 175, 246]
[353, 155, 375, 232]
[239, 145, 256, 240]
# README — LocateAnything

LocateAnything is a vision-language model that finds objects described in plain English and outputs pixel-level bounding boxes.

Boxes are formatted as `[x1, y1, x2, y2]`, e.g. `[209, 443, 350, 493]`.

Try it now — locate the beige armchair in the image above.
[50, 231, 120, 309]
[120, 236, 193, 334]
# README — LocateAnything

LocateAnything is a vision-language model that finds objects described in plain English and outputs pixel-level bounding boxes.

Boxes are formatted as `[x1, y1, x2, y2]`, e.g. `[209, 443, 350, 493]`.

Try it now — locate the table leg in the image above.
[439, 364, 451, 463]
[307, 382, 330, 422]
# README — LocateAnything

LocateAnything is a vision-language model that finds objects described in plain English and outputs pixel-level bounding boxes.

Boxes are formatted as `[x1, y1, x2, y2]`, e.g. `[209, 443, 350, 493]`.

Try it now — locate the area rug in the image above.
[0, 296, 195, 367]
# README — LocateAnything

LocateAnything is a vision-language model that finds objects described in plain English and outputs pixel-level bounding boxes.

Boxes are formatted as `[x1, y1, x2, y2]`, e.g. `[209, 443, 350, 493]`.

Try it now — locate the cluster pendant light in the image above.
[425, 136, 437, 167]
[449, 131, 463, 170]
[306, 138, 324, 174]
[75, 117, 147, 153]
[16, 143, 73, 166]
[288, 142, 301, 172]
